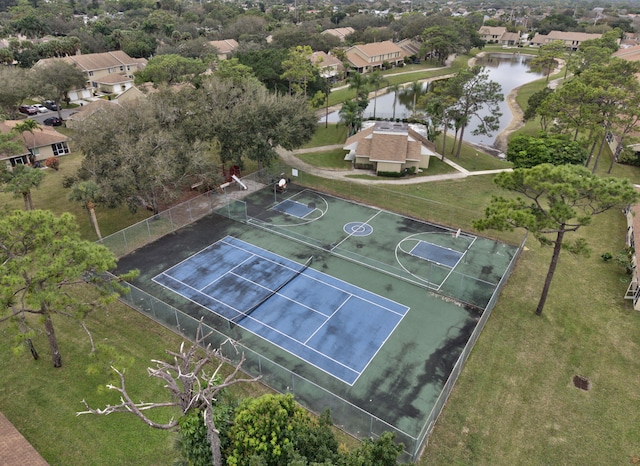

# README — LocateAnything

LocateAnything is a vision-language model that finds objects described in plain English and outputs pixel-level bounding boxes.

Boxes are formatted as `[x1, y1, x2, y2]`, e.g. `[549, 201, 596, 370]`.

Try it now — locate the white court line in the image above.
[304, 294, 351, 345]
[331, 210, 382, 252]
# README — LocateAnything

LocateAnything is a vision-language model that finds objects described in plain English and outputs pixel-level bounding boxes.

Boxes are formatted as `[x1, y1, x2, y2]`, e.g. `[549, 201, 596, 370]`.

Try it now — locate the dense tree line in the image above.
[71, 76, 316, 214]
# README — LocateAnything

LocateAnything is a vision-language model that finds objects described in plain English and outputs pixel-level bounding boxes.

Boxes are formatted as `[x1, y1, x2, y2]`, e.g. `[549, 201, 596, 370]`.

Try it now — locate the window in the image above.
[120, 66, 124, 71]
[89, 71, 94, 76]
[52, 142, 70, 156]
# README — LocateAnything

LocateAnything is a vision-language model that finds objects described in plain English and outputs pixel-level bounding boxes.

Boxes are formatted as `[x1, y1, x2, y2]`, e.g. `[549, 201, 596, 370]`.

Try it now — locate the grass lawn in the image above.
[434, 134, 513, 171]
[302, 123, 347, 147]
[298, 148, 351, 169]
[0, 298, 185, 465]
[421, 208, 640, 465]
[0, 151, 151, 241]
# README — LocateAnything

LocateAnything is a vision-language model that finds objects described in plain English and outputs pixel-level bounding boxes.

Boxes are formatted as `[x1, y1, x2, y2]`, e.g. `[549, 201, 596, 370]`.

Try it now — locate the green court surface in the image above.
[117, 183, 520, 458]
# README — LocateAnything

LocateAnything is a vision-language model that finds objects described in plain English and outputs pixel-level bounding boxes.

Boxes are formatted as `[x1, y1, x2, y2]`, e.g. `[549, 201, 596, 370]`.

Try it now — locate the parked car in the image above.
[43, 100, 59, 111]
[32, 104, 48, 113]
[18, 105, 38, 115]
[43, 117, 62, 126]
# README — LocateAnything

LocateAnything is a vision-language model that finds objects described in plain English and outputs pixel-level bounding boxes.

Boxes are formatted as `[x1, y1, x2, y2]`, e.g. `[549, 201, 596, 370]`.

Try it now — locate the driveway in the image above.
[29, 107, 79, 124]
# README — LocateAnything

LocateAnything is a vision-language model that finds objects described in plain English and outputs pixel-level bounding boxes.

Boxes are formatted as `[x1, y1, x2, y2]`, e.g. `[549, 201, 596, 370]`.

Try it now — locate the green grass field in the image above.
[0, 151, 152, 240]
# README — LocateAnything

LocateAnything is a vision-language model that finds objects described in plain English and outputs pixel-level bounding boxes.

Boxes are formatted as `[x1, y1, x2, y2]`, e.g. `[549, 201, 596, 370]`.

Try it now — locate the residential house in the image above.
[345, 41, 406, 74]
[499, 32, 521, 47]
[64, 99, 120, 129]
[34, 51, 147, 101]
[310, 51, 343, 82]
[397, 38, 421, 59]
[321, 27, 355, 42]
[1, 120, 70, 167]
[209, 39, 239, 60]
[478, 26, 507, 43]
[528, 31, 603, 51]
[343, 121, 437, 174]
[624, 189, 640, 311]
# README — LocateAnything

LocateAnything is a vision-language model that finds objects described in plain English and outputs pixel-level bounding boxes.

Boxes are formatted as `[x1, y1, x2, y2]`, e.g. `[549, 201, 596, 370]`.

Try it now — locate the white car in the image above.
[32, 104, 48, 113]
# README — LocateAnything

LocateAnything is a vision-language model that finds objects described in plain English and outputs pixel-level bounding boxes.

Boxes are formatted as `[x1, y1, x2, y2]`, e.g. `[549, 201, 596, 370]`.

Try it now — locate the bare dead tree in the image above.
[78, 320, 261, 466]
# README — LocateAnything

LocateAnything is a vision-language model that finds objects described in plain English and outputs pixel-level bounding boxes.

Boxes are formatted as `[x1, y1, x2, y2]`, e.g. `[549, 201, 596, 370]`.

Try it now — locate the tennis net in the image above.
[232, 255, 313, 324]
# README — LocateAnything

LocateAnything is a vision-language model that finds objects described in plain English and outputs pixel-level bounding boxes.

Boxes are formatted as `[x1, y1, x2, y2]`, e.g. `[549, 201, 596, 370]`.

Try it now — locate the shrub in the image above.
[377, 170, 405, 178]
[45, 157, 59, 171]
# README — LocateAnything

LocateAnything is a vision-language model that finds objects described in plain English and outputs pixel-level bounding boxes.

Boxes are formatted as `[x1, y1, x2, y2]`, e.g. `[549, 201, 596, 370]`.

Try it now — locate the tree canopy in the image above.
[474, 164, 639, 316]
[135, 54, 206, 85]
[0, 209, 136, 367]
[73, 91, 221, 214]
[506, 132, 588, 168]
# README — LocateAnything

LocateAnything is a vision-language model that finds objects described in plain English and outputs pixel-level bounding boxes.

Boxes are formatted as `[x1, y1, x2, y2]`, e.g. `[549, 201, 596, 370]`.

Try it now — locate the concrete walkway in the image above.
[279, 145, 512, 185]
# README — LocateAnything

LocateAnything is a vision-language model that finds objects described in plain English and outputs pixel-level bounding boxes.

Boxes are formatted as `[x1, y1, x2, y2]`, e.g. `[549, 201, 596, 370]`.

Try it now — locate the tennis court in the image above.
[116, 180, 522, 459]
[152, 235, 408, 385]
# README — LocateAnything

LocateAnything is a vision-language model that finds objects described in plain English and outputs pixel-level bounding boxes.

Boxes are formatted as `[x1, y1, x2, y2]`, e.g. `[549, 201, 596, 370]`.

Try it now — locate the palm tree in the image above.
[402, 81, 425, 117]
[13, 119, 41, 166]
[68, 180, 103, 240]
[339, 100, 362, 136]
[0, 164, 45, 210]
[347, 72, 367, 100]
[388, 83, 402, 121]
[367, 71, 388, 119]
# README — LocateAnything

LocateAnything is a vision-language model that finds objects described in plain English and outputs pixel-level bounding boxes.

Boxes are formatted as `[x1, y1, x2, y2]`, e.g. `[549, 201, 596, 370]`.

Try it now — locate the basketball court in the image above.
[116, 181, 521, 458]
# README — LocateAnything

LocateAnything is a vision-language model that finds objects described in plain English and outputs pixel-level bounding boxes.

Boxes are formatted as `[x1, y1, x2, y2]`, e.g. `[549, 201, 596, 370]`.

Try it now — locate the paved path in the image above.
[279, 145, 512, 185]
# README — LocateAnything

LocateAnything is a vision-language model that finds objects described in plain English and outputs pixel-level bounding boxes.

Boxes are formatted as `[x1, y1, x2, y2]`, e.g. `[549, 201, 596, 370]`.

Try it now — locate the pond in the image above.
[323, 52, 545, 149]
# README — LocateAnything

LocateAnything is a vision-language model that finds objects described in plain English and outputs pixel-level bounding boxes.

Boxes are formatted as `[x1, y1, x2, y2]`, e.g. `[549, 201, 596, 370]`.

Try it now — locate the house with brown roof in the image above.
[478, 26, 507, 43]
[397, 38, 421, 58]
[1, 120, 70, 167]
[321, 27, 355, 42]
[345, 41, 406, 74]
[528, 31, 603, 51]
[499, 32, 521, 46]
[343, 121, 436, 174]
[209, 39, 239, 60]
[310, 51, 343, 82]
[34, 51, 147, 101]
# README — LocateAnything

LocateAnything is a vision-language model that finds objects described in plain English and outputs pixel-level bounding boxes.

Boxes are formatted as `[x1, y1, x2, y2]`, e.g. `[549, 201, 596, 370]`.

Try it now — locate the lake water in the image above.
[323, 52, 545, 148]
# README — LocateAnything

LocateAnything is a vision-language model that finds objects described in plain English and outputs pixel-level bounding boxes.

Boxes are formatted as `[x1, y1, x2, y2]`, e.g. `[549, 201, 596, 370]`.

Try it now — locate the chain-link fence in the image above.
[102, 167, 526, 462]
[98, 168, 278, 257]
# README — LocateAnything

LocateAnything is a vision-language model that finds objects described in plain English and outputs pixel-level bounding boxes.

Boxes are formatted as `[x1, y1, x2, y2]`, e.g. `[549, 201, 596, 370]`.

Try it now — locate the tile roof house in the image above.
[34, 51, 147, 101]
[397, 38, 421, 58]
[499, 32, 521, 46]
[528, 31, 603, 51]
[1, 120, 70, 167]
[343, 121, 437, 174]
[209, 39, 239, 60]
[321, 27, 355, 42]
[478, 26, 507, 43]
[0, 412, 48, 466]
[345, 41, 406, 74]
[310, 51, 343, 81]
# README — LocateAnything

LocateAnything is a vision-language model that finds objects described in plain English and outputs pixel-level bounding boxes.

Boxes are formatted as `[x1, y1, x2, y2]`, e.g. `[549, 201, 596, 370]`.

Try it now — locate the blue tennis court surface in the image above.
[152, 236, 409, 385]
[410, 240, 463, 268]
[273, 199, 315, 218]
